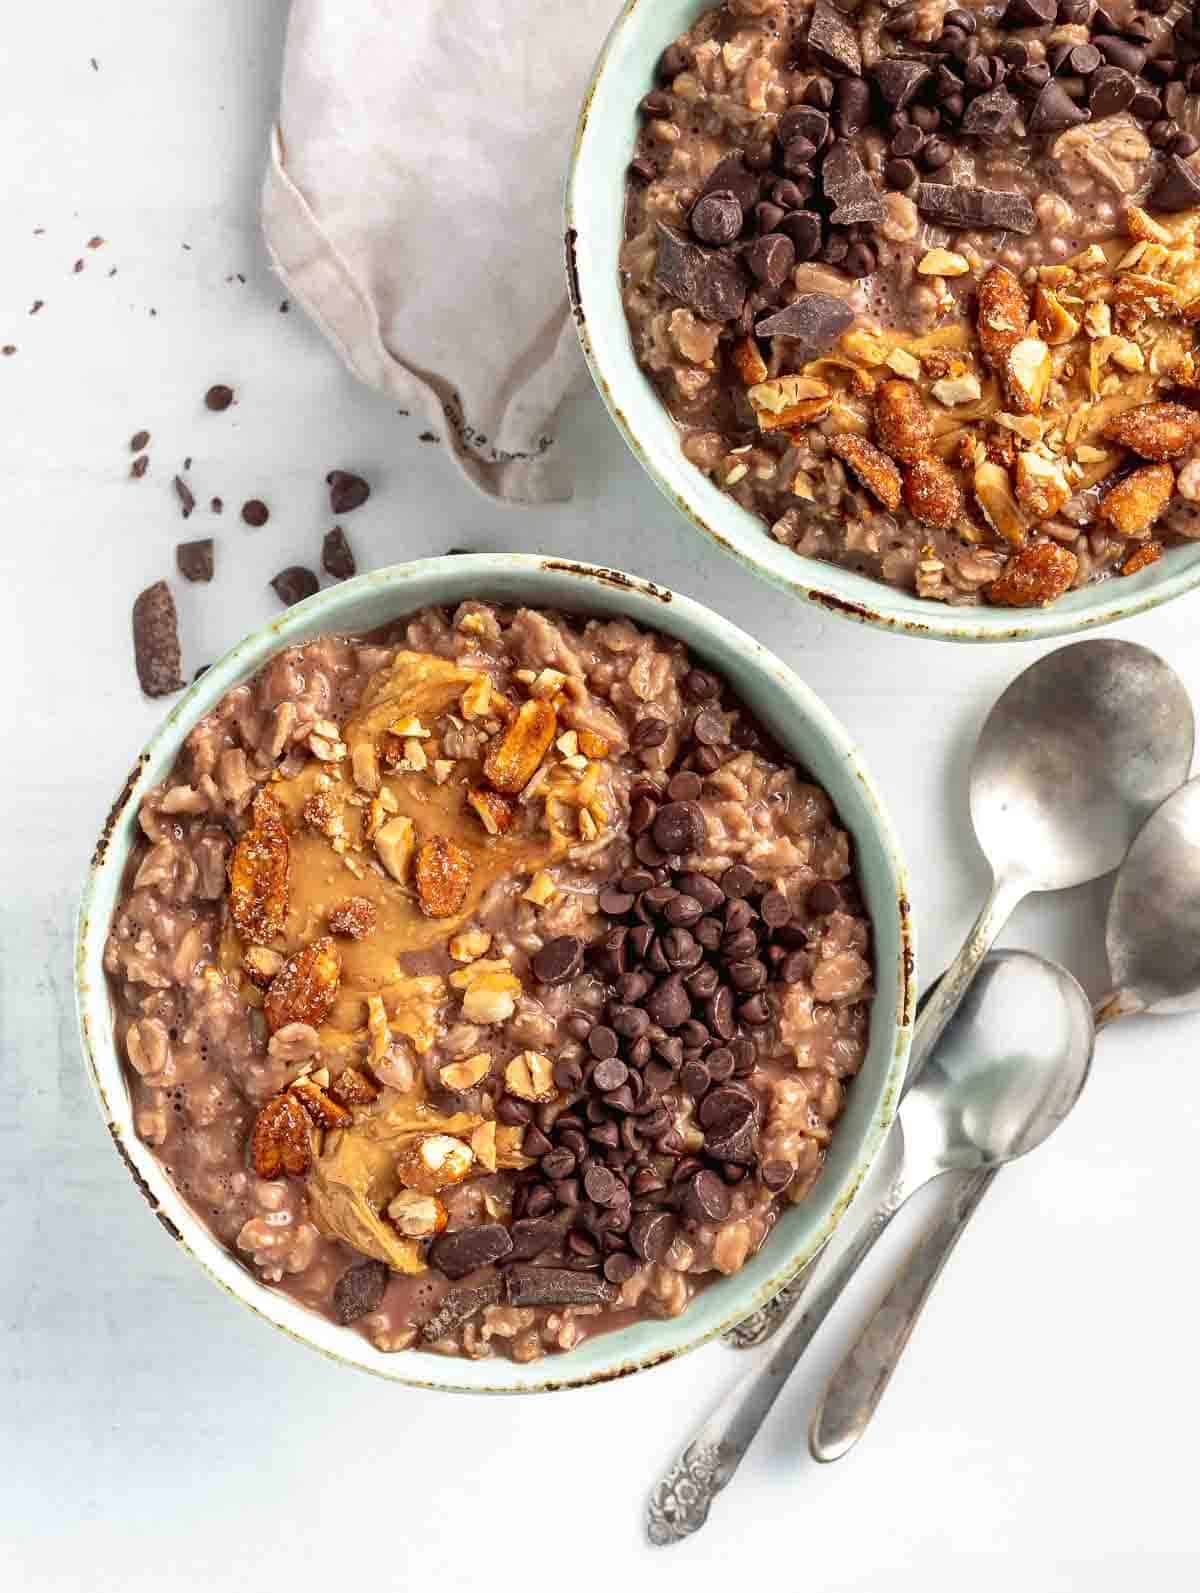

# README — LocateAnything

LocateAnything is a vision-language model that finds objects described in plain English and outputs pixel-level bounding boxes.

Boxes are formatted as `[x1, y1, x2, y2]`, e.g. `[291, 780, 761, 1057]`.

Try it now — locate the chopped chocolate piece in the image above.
[699, 155, 761, 214]
[1088, 65, 1136, 117]
[690, 189, 743, 245]
[1150, 153, 1200, 211]
[961, 85, 1019, 136]
[131, 580, 183, 698]
[834, 77, 871, 138]
[130, 455, 149, 480]
[420, 1280, 503, 1340]
[326, 470, 371, 514]
[754, 291, 854, 356]
[914, 181, 1035, 232]
[504, 1266, 618, 1308]
[129, 429, 150, 452]
[780, 106, 831, 146]
[872, 58, 931, 109]
[173, 475, 195, 519]
[321, 526, 356, 581]
[430, 1222, 514, 1280]
[269, 565, 319, 608]
[808, 0, 862, 77]
[1027, 79, 1091, 132]
[332, 1259, 388, 1324]
[175, 538, 213, 583]
[653, 224, 747, 324]
[241, 498, 269, 527]
[506, 1216, 570, 1261]
[821, 141, 886, 227]
[204, 383, 234, 412]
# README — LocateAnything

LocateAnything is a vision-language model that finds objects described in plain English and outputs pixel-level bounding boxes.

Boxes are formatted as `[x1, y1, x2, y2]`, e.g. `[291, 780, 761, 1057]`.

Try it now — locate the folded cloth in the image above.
[262, 0, 621, 503]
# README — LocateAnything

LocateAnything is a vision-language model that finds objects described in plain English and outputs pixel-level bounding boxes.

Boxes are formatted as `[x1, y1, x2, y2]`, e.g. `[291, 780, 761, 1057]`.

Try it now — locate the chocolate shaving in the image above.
[754, 292, 855, 357]
[504, 1266, 619, 1309]
[807, 0, 862, 78]
[653, 224, 747, 324]
[420, 1280, 503, 1341]
[915, 182, 1035, 234]
[132, 580, 183, 698]
[821, 141, 885, 227]
[1149, 154, 1200, 213]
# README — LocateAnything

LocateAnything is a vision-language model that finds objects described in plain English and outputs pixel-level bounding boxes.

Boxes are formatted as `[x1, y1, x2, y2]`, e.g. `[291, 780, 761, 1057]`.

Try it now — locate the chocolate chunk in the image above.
[173, 475, 195, 519]
[326, 470, 371, 514]
[430, 1223, 514, 1280]
[630, 1209, 677, 1263]
[655, 224, 747, 325]
[531, 934, 583, 985]
[914, 181, 1035, 232]
[690, 190, 743, 246]
[755, 291, 856, 355]
[1150, 153, 1200, 210]
[204, 383, 234, 412]
[700, 155, 761, 215]
[504, 1266, 618, 1308]
[961, 86, 1019, 136]
[332, 1259, 388, 1324]
[821, 141, 886, 227]
[1027, 79, 1091, 132]
[175, 538, 213, 583]
[1088, 65, 1135, 117]
[685, 1169, 732, 1224]
[780, 106, 831, 147]
[269, 565, 319, 607]
[808, 0, 862, 77]
[872, 58, 931, 109]
[420, 1279, 503, 1340]
[131, 581, 184, 698]
[322, 527, 356, 581]
[241, 498, 269, 527]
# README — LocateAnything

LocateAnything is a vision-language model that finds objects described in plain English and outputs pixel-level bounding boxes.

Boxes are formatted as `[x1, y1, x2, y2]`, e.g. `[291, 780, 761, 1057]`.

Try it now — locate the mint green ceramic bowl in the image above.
[76, 556, 913, 1393]
[565, 0, 1200, 641]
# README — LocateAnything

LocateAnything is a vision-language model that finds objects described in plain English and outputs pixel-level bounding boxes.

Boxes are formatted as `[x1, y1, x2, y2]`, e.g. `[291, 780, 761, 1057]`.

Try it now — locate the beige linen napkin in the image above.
[262, 0, 620, 502]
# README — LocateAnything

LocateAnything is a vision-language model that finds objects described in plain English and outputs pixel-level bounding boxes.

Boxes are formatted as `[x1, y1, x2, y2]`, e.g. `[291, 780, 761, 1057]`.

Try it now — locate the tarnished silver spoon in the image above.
[810, 775, 1200, 1465]
[647, 951, 1095, 1546]
[726, 637, 1193, 1352]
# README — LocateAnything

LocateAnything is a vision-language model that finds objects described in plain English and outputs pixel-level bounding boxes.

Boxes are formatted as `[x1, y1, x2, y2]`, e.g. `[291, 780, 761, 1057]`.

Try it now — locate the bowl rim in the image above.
[564, 0, 1200, 643]
[76, 553, 914, 1393]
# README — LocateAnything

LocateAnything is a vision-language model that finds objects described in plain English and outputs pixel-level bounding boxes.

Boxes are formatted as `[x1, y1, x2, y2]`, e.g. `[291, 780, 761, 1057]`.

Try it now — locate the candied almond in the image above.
[874, 379, 933, 463]
[415, 836, 472, 918]
[483, 698, 558, 795]
[977, 265, 1029, 365]
[1121, 541, 1164, 576]
[396, 1133, 474, 1194]
[228, 788, 290, 943]
[251, 1093, 311, 1179]
[504, 1051, 558, 1102]
[264, 937, 342, 1034]
[327, 896, 377, 939]
[1098, 463, 1175, 538]
[1003, 338, 1052, 415]
[1101, 402, 1200, 462]
[986, 541, 1078, 607]
[731, 337, 768, 387]
[387, 1189, 447, 1238]
[1014, 452, 1070, 522]
[830, 434, 902, 512]
[904, 456, 963, 530]
[466, 786, 515, 836]
[329, 1067, 379, 1107]
[974, 460, 1029, 547]
[291, 1076, 352, 1129]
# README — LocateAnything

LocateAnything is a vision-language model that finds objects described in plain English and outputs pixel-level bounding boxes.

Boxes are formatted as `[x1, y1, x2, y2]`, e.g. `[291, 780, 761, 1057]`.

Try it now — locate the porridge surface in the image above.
[622, 0, 1200, 606]
[105, 603, 875, 1362]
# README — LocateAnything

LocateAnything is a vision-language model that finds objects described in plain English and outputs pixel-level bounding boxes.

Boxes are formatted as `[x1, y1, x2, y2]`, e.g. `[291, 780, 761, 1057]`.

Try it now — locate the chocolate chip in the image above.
[131, 580, 183, 698]
[505, 1266, 617, 1308]
[739, 993, 772, 1027]
[430, 1223, 514, 1279]
[241, 498, 269, 527]
[700, 156, 762, 215]
[921, 139, 954, 171]
[630, 1209, 676, 1263]
[647, 973, 691, 1029]
[653, 801, 705, 855]
[130, 455, 149, 479]
[691, 190, 743, 246]
[821, 141, 886, 227]
[808, 881, 842, 914]
[832, 78, 870, 141]
[891, 124, 925, 158]
[721, 864, 756, 899]
[1005, 0, 1056, 20]
[664, 895, 703, 929]
[332, 1259, 388, 1324]
[130, 429, 150, 452]
[707, 1047, 735, 1083]
[692, 711, 726, 747]
[269, 565, 319, 608]
[592, 1057, 629, 1093]
[885, 157, 918, 189]
[531, 935, 583, 986]
[1027, 79, 1091, 132]
[777, 210, 824, 261]
[322, 527, 356, 581]
[761, 1160, 796, 1194]
[781, 135, 818, 176]
[1130, 86, 1163, 122]
[632, 715, 669, 750]
[685, 1169, 732, 1223]
[1150, 153, 1200, 210]
[1018, 61, 1052, 91]
[781, 106, 831, 148]
[705, 985, 735, 1041]
[604, 1252, 639, 1285]
[961, 85, 1019, 136]
[1088, 65, 1135, 116]
[583, 1164, 622, 1205]
[204, 383, 234, 412]
[1068, 43, 1101, 76]
[1175, 134, 1200, 158]
[808, 0, 862, 77]
[872, 58, 931, 109]
[326, 470, 370, 514]
[588, 1025, 619, 1060]
[523, 1125, 553, 1159]
[745, 232, 796, 291]
[497, 1095, 532, 1126]
[654, 223, 747, 325]
[1095, 36, 1146, 75]
[914, 180, 1036, 231]
[843, 241, 878, 278]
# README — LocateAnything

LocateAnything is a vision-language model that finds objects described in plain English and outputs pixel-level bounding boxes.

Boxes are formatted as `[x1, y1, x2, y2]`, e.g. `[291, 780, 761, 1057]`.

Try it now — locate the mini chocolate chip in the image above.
[686, 964, 721, 1000]
[583, 1165, 622, 1205]
[685, 1169, 732, 1224]
[617, 970, 653, 1003]
[682, 667, 719, 700]
[804, 74, 834, 108]
[590, 1120, 620, 1150]
[759, 890, 791, 928]
[598, 888, 635, 918]
[532, 935, 584, 985]
[554, 1059, 584, 1091]
[1068, 42, 1101, 76]
[722, 928, 758, 960]
[707, 1047, 735, 1083]
[592, 1057, 629, 1093]
[739, 994, 772, 1027]
[664, 895, 703, 928]
[680, 1060, 710, 1098]
[541, 1148, 576, 1182]
[777, 210, 824, 261]
[630, 795, 658, 837]
[632, 715, 669, 749]
[1089, 65, 1136, 116]
[657, 42, 689, 79]
[1028, 78, 1092, 131]
[604, 1252, 638, 1285]
[431, 1223, 514, 1280]
[808, 881, 842, 914]
[1130, 86, 1162, 121]
[327, 470, 370, 514]
[729, 959, 768, 993]
[667, 771, 703, 802]
[662, 929, 703, 970]
[725, 898, 756, 930]
[745, 232, 796, 291]
[610, 1003, 649, 1040]
[691, 190, 743, 246]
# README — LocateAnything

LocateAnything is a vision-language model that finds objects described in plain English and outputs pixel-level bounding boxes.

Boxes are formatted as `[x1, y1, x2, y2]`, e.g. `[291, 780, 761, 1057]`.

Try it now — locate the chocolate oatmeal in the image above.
[105, 604, 874, 1362]
[622, 0, 1200, 605]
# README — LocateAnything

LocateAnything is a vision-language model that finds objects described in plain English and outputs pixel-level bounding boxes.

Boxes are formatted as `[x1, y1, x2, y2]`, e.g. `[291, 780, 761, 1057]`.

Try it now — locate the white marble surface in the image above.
[3, 3, 1199, 1588]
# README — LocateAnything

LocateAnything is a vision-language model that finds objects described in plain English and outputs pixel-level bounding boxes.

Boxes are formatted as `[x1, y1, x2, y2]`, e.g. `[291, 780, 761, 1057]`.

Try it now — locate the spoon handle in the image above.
[646, 1136, 920, 1546]
[807, 1165, 996, 1464]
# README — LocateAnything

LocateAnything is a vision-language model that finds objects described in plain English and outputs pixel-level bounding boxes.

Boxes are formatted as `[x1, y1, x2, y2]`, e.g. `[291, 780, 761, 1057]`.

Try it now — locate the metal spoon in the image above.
[725, 637, 1192, 1352]
[646, 951, 1095, 1546]
[810, 775, 1200, 1465]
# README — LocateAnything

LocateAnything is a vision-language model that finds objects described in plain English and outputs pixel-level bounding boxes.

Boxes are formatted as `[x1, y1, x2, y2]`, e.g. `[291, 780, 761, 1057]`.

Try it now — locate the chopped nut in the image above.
[228, 789, 290, 943]
[731, 337, 768, 386]
[1098, 463, 1175, 538]
[747, 375, 833, 430]
[555, 730, 579, 757]
[1066, 244, 1106, 272]
[1033, 285, 1080, 346]
[466, 786, 515, 836]
[931, 371, 983, 407]
[395, 1133, 474, 1194]
[461, 971, 522, 1025]
[308, 732, 347, 762]
[448, 957, 513, 991]
[439, 1052, 493, 1091]
[904, 456, 964, 529]
[351, 740, 380, 795]
[529, 668, 568, 700]
[389, 716, 430, 739]
[251, 1093, 312, 1179]
[469, 1120, 498, 1173]
[449, 928, 492, 962]
[415, 836, 473, 918]
[974, 460, 1030, 547]
[329, 1067, 379, 1107]
[977, 265, 1029, 365]
[1074, 444, 1109, 464]
[885, 347, 922, 380]
[1102, 402, 1200, 461]
[1126, 206, 1173, 245]
[522, 870, 558, 906]
[1084, 301, 1112, 340]
[374, 814, 415, 883]
[403, 738, 428, 772]
[840, 327, 887, 365]
[1015, 452, 1070, 522]
[1004, 339, 1053, 415]
[994, 412, 1045, 444]
[986, 541, 1079, 607]
[1121, 541, 1164, 576]
[432, 759, 455, 784]
[1111, 341, 1145, 373]
[291, 1076, 352, 1128]
[830, 434, 903, 512]
[483, 699, 558, 794]
[243, 944, 284, 989]
[874, 379, 934, 463]
[327, 896, 377, 939]
[576, 730, 610, 758]
[460, 675, 492, 720]
[264, 938, 341, 1034]
[504, 1051, 557, 1102]
[918, 248, 970, 277]
[387, 1189, 448, 1238]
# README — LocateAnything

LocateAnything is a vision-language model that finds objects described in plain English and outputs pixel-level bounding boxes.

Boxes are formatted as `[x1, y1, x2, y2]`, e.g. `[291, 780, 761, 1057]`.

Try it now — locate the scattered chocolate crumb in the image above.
[210, 496, 223, 514]
[130, 430, 150, 452]
[322, 527, 356, 581]
[73, 260, 84, 274]
[130, 456, 149, 479]
[2, 346, 17, 357]
[107, 267, 117, 278]
[241, 499, 269, 528]
[90, 57, 98, 71]
[326, 470, 370, 514]
[29, 301, 43, 316]
[445, 547, 475, 555]
[182, 456, 192, 471]
[279, 300, 290, 313]
[174, 475, 196, 519]
[176, 538, 214, 583]
[419, 431, 438, 442]
[87, 236, 104, 250]
[132, 581, 184, 698]
[204, 383, 234, 412]
[193, 664, 209, 681]
[270, 566, 319, 608]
